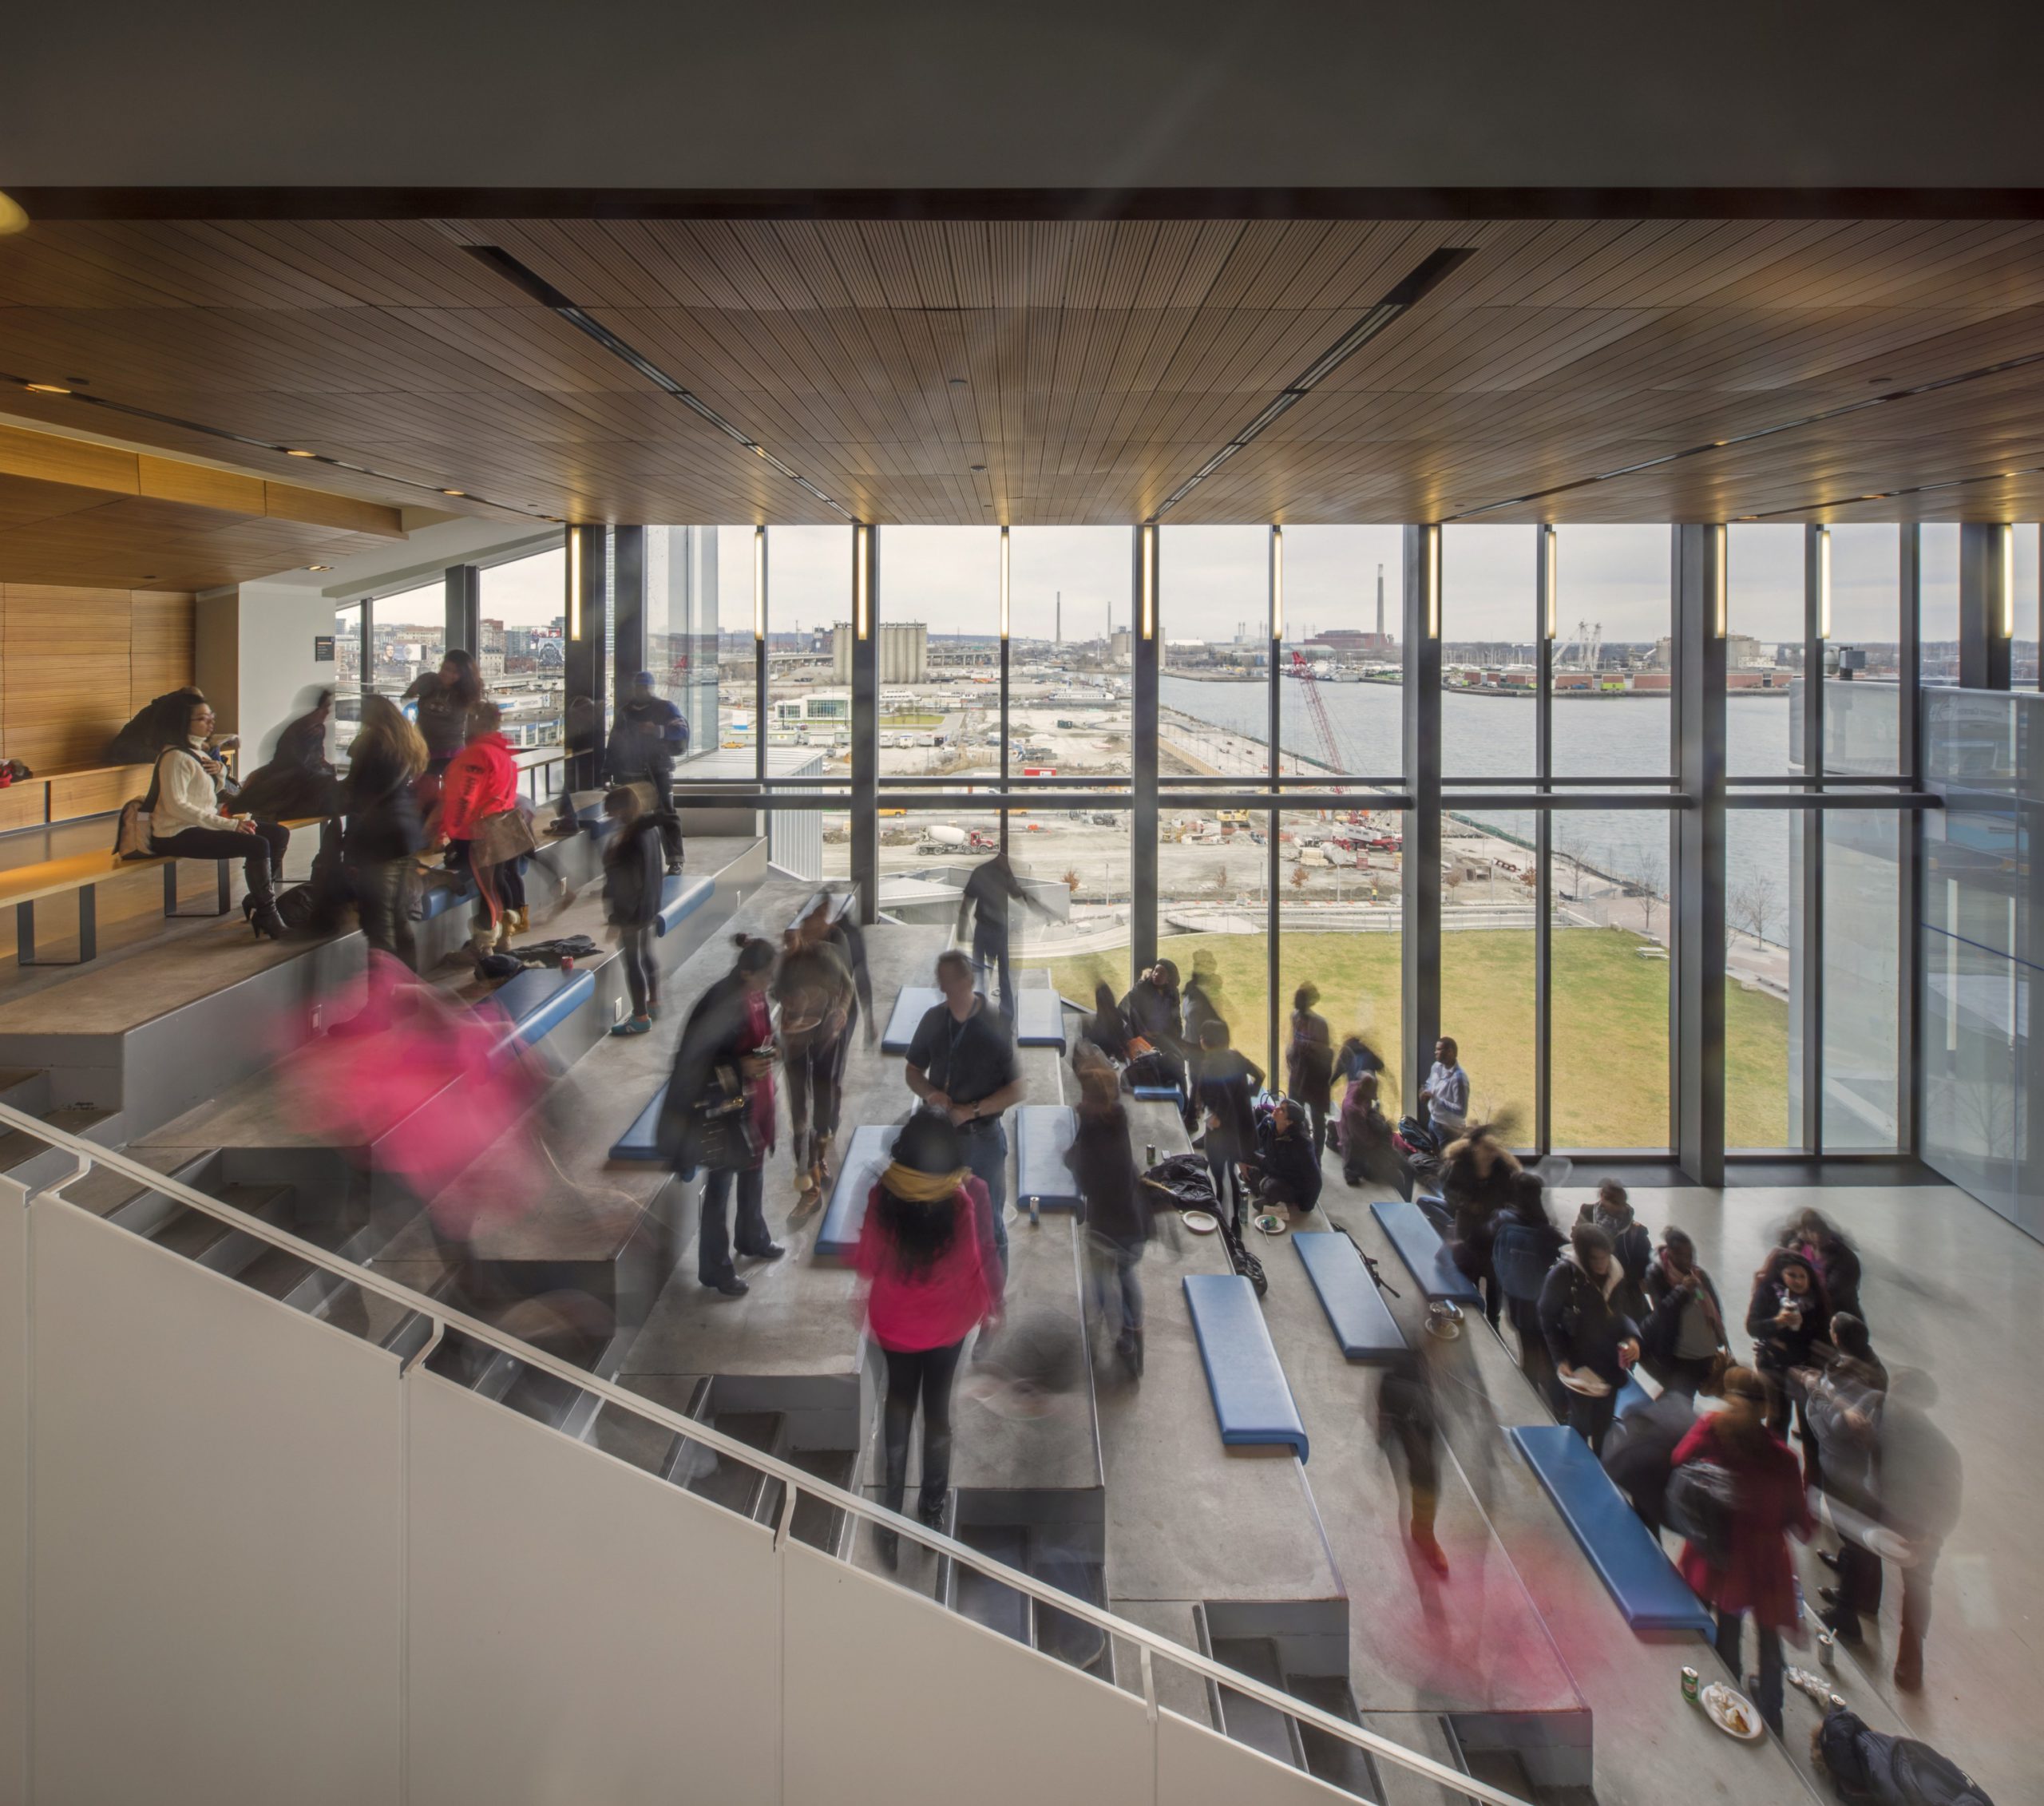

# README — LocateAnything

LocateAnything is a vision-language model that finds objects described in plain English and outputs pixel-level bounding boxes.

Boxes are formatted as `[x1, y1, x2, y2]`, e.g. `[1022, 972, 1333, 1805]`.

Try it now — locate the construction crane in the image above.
[1557, 618, 1603, 673]
[1289, 649, 1342, 776]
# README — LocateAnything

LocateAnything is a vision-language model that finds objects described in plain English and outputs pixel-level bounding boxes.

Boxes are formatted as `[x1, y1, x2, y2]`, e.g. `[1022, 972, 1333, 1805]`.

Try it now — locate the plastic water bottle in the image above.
[1792, 1575, 1805, 1626]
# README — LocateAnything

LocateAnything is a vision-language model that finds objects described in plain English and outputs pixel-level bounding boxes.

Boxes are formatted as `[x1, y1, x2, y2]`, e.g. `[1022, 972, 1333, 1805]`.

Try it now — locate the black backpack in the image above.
[1817, 1706, 1995, 1805]
[1492, 1219, 1558, 1302]
[1662, 1458, 1737, 1567]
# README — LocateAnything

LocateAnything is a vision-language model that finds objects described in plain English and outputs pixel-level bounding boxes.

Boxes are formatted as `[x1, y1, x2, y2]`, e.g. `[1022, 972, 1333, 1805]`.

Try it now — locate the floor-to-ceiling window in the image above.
[478, 545, 568, 786]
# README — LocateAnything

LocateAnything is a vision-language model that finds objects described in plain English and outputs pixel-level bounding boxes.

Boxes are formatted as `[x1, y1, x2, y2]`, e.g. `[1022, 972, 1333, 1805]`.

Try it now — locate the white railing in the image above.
[0, 1099, 1534, 1806]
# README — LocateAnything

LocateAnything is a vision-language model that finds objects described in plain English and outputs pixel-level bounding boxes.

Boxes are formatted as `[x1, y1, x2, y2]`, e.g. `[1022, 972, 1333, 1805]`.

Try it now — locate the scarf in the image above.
[1658, 1247, 1723, 1337]
[881, 1161, 968, 1204]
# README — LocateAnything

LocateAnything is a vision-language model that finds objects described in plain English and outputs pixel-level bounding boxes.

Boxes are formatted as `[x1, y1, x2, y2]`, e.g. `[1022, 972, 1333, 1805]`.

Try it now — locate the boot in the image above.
[1893, 1628, 1923, 1692]
[245, 859, 287, 941]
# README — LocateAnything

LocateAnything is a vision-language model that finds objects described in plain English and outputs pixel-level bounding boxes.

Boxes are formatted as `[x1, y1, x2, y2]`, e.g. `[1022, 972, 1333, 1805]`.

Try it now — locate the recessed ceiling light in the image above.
[441, 489, 465, 497]
[1868, 375, 1893, 384]
[23, 382, 69, 394]
[283, 447, 317, 457]
[970, 465, 986, 473]
[307, 564, 331, 572]
[141, 573, 157, 580]
[949, 378, 968, 388]
[64, 376, 88, 385]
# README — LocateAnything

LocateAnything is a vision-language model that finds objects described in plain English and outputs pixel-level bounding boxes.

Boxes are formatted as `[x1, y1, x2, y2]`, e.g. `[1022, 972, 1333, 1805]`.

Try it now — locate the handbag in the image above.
[1663, 1458, 1738, 1566]
[472, 804, 538, 866]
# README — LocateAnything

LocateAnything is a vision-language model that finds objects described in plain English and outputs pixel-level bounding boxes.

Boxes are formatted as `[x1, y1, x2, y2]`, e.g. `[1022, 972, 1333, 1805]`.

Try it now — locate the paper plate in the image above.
[1861, 1525, 1920, 1566]
[1181, 1210, 1219, 1234]
[1253, 1212, 1289, 1237]
[1699, 1681, 1764, 1741]
[1558, 1368, 1614, 1397]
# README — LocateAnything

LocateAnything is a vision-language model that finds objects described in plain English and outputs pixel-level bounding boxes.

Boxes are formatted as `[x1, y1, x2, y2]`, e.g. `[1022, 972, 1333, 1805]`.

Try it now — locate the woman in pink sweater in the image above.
[854, 1110, 1004, 1564]
[436, 701, 524, 956]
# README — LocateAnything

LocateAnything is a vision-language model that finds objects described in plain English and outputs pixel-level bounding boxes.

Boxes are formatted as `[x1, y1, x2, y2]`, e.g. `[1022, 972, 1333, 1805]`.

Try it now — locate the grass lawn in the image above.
[1025, 927, 1789, 1151]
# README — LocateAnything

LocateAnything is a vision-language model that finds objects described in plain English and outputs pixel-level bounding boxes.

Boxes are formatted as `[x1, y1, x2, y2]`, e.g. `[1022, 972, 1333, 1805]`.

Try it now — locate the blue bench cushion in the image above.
[814, 1124, 900, 1261]
[1182, 1273, 1309, 1461]
[1616, 1372, 1654, 1420]
[1130, 1083, 1182, 1102]
[881, 987, 943, 1056]
[1370, 1198, 1482, 1305]
[489, 966, 596, 1051]
[609, 1080, 668, 1163]
[416, 874, 474, 921]
[1507, 1425, 1715, 1636]
[1293, 1232, 1408, 1359]
[1015, 1105, 1079, 1211]
[1015, 989, 1066, 1048]
[654, 875, 715, 937]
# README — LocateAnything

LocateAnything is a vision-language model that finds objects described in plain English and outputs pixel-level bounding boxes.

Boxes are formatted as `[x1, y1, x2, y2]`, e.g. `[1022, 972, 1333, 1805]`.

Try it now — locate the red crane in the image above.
[1289, 650, 1341, 776]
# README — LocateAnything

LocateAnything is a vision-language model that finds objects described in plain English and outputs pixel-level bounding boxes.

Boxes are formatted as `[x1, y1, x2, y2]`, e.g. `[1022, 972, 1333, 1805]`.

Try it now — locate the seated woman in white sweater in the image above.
[149, 696, 291, 939]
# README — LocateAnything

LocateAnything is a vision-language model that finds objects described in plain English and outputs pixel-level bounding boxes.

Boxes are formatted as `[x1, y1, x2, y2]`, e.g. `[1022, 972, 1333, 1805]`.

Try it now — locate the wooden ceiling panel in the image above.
[2, 215, 2042, 530]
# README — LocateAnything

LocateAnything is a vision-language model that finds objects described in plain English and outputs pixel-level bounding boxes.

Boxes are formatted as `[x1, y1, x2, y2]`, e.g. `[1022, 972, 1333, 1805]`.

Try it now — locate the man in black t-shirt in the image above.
[905, 949, 1024, 1269]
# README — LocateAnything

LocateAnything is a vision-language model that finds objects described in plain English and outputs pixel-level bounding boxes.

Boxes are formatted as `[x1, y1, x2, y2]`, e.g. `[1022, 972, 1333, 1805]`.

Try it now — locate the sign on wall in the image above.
[313, 636, 335, 662]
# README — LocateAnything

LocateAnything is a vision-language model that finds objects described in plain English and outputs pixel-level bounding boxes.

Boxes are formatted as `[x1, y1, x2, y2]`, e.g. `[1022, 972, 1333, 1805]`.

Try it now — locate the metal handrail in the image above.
[0, 1099, 1532, 1806]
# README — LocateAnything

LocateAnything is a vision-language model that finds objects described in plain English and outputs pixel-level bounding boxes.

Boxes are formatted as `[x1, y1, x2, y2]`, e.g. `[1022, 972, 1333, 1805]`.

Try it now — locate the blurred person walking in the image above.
[1285, 984, 1336, 1161]
[1807, 1313, 1889, 1646]
[1337, 1067, 1409, 1197]
[1377, 1349, 1449, 1577]
[659, 936, 784, 1297]
[1602, 1385, 1697, 1539]
[604, 670, 687, 874]
[1491, 1170, 1567, 1406]
[905, 950, 1024, 1271]
[1181, 952, 1226, 1052]
[600, 786, 665, 1036]
[1537, 1222, 1643, 1454]
[1420, 1036, 1469, 1140]
[340, 696, 428, 970]
[1067, 1057, 1151, 1376]
[854, 1111, 1004, 1563]
[145, 695, 290, 940]
[1781, 1208, 1865, 1323]
[774, 903, 855, 1215]
[1669, 1366, 1813, 1737]
[1641, 1226, 1729, 1397]
[404, 648, 483, 788]
[1871, 1369, 1963, 1692]
[1193, 1018, 1262, 1234]
[954, 850, 1050, 1025]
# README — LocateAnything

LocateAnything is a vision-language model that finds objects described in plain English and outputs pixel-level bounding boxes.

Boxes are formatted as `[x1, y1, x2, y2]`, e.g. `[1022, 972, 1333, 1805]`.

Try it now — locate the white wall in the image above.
[224, 580, 349, 748]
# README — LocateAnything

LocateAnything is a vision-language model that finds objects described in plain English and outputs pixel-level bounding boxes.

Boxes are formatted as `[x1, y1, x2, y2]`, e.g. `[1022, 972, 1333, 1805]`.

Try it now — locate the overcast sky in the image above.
[406, 517, 2018, 650]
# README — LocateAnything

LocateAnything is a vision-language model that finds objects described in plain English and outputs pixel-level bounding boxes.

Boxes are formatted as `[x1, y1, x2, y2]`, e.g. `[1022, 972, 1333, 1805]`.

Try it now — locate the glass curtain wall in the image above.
[643, 527, 719, 761]
[331, 601, 364, 758]
[370, 579, 446, 705]
[770, 527, 854, 878]
[477, 546, 568, 787]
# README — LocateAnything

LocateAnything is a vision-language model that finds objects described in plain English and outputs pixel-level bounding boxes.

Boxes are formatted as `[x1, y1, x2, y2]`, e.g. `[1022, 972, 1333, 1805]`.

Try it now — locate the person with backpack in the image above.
[1641, 1226, 1729, 1396]
[1669, 1365, 1814, 1738]
[1536, 1222, 1642, 1452]
[1491, 1170, 1567, 1407]
[604, 670, 687, 874]
[339, 696, 427, 970]
[600, 786, 665, 1037]
[144, 695, 290, 940]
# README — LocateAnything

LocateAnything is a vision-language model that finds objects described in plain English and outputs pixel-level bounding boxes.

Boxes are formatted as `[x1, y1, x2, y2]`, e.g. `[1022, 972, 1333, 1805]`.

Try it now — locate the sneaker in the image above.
[610, 1016, 652, 1036]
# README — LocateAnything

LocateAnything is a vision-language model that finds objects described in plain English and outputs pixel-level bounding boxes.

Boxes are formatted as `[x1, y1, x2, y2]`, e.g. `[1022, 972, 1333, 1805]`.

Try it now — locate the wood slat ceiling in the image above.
[1, 216, 2042, 529]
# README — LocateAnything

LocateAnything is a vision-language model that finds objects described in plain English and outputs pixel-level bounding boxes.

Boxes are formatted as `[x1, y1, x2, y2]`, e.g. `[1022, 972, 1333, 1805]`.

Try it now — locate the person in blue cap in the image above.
[604, 669, 689, 873]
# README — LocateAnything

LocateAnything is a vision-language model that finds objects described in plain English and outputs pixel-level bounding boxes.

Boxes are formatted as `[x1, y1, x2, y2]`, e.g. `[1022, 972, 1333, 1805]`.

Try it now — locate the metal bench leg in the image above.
[16, 886, 97, 967]
[218, 858, 232, 914]
[162, 859, 236, 919]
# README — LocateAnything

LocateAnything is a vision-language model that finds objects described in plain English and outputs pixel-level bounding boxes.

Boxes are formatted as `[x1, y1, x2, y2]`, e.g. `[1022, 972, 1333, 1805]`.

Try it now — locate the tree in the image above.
[1729, 871, 1781, 950]
[1062, 869, 1081, 894]
[1634, 846, 1667, 938]
[1289, 861, 1309, 892]
[1211, 862, 1229, 894]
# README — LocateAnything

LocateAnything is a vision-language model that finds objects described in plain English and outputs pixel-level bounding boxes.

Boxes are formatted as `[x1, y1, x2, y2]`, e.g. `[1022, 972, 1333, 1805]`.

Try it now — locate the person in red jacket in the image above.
[1670, 1364, 1814, 1737]
[437, 702, 524, 958]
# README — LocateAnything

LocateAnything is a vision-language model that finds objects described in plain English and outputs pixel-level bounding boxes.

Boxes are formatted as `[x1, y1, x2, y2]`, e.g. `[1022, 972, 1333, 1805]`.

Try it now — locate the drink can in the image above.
[561, 955, 574, 972]
[1680, 1666, 1701, 1704]
[1816, 1629, 1836, 1669]
[1145, 1143, 1157, 1166]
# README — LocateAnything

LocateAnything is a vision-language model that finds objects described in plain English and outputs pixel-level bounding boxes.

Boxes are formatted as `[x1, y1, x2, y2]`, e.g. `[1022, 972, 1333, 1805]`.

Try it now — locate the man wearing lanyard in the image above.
[905, 949, 1025, 1269]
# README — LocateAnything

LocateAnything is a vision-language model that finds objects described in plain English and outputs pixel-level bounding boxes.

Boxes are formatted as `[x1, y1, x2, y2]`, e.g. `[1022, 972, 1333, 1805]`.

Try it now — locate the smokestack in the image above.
[1375, 563, 1384, 641]
[1056, 589, 1061, 644]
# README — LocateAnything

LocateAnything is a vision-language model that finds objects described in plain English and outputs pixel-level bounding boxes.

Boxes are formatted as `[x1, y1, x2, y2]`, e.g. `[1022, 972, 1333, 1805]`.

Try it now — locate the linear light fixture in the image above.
[753, 526, 767, 642]
[999, 525, 1011, 640]
[468, 244, 851, 521]
[1431, 529, 1442, 639]
[1713, 525, 1729, 638]
[854, 525, 871, 640]
[1815, 525, 1832, 640]
[1150, 247, 1474, 521]
[1540, 524, 1559, 640]
[2000, 521, 2016, 639]
[568, 527, 584, 639]
[1269, 525, 1285, 641]
[1139, 525, 1158, 640]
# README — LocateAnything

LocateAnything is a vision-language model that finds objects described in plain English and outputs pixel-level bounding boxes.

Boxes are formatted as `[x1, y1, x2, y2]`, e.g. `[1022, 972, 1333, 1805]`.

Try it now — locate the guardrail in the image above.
[0, 1098, 1533, 1806]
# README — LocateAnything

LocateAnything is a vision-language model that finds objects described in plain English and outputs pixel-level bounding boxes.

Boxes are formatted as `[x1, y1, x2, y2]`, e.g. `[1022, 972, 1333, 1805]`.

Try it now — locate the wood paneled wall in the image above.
[0, 584, 196, 774]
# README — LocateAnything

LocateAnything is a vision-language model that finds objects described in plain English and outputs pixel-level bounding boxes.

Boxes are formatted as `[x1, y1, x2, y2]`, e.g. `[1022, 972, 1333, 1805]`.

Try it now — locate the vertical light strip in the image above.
[854, 524, 870, 640]
[999, 525, 1011, 640]
[1541, 523, 1559, 640]
[567, 527, 583, 639]
[1430, 525, 1443, 639]
[1816, 525, 1832, 640]
[1269, 525, 1285, 640]
[1713, 524, 1729, 638]
[1139, 525, 1157, 640]
[1999, 521, 2016, 637]
[752, 525, 766, 640]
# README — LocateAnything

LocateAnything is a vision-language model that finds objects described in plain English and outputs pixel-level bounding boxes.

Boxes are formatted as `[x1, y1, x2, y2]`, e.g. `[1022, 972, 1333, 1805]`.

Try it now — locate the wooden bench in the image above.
[0, 817, 323, 967]
[0, 763, 155, 836]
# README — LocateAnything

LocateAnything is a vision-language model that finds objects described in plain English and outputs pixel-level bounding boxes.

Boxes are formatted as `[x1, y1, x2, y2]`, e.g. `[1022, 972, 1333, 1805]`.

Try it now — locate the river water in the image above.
[1159, 673, 1796, 905]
